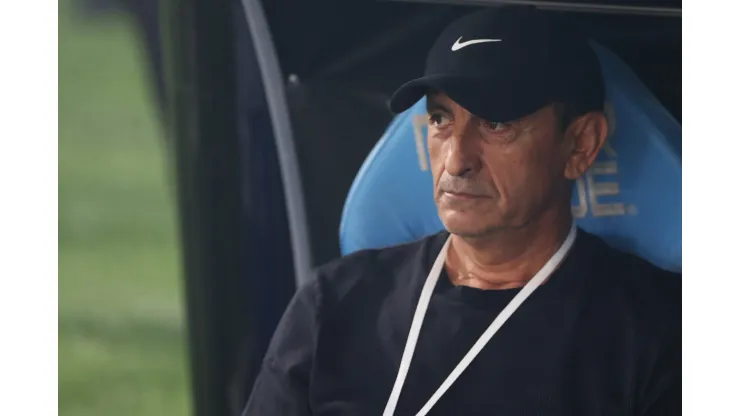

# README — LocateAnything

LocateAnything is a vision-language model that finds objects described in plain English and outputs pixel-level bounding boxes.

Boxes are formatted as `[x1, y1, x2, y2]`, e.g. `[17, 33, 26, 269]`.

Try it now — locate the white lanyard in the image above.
[382, 223, 577, 416]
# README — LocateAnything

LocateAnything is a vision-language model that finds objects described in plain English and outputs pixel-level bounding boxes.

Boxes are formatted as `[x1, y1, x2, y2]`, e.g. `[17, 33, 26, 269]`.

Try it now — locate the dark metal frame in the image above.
[388, 0, 681, 17]
[163, 0, 297, 414]
[240, 0, 313, 288]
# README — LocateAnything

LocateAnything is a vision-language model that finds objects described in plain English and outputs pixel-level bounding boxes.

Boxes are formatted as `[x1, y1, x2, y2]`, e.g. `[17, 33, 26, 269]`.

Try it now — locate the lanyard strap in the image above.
[382, 223, 577, 416]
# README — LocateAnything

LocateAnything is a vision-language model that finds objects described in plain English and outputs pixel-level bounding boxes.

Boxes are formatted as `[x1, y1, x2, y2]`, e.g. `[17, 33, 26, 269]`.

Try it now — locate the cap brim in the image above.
[388, 75, 448, 114]
[388, 74, 554, 123]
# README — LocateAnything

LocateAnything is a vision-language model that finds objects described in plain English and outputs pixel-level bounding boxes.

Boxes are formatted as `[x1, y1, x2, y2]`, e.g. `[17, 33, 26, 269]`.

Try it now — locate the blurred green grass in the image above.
[59, 1, 190, 415]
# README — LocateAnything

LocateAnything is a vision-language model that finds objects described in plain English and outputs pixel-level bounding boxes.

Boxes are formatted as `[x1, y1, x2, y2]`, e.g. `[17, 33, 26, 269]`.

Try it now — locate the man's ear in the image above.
[563, 111, 608, 180]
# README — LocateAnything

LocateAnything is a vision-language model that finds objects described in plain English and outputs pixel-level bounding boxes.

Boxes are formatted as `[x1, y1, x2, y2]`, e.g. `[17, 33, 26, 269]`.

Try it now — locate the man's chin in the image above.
[440, 212, 497, 239]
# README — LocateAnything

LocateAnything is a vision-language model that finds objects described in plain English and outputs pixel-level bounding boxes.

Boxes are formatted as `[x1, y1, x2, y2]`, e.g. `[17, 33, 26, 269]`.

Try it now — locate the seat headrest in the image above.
[340, 43, 681, 272]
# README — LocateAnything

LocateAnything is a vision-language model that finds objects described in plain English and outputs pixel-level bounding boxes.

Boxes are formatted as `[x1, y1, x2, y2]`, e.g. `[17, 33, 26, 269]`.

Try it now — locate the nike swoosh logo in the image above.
[451, 36, 502, 51]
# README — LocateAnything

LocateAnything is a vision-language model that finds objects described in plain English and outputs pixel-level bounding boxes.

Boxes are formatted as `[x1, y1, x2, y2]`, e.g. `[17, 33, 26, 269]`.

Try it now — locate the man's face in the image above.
[427, 93, 571, 238]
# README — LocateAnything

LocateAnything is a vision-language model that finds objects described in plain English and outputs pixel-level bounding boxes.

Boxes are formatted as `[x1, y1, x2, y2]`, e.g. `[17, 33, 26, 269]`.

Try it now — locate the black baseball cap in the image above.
[389, 7, 605, 123]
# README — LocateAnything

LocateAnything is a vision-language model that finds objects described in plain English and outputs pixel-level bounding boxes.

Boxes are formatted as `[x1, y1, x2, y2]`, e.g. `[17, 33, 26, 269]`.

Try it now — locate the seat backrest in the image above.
[339, 43, 681, 272]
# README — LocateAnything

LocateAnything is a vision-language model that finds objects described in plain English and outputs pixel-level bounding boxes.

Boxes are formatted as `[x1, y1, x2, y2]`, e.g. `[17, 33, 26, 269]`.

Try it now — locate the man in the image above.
[244, 7, 680, 416]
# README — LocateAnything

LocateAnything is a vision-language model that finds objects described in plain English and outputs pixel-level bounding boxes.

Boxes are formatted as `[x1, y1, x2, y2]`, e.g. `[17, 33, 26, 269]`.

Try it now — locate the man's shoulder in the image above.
[596, 236, 680, 300]
[583, 232, 681, 331]
[311, 233, 445, 302]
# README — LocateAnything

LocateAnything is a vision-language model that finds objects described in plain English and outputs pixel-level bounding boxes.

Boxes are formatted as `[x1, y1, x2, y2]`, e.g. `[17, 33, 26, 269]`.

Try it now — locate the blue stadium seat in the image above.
[339, 43, 681, 273]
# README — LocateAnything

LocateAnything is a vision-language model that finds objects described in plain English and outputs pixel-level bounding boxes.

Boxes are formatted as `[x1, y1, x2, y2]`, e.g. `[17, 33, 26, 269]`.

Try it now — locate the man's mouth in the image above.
[442, 191, 488, 199]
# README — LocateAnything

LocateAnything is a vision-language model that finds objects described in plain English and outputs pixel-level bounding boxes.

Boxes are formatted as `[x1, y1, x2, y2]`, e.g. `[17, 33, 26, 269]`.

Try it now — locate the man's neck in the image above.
[445, 206, 574, 290]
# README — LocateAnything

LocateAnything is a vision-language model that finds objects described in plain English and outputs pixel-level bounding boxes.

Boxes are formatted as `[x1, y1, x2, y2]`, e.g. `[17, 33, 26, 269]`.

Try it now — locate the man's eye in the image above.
[481, 120, 510, 132]
[428, 113, 450, 127]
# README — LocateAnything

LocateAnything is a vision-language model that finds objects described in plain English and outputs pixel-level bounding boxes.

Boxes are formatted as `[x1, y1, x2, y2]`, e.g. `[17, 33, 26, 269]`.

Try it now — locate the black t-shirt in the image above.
[243, 230, 681, 416]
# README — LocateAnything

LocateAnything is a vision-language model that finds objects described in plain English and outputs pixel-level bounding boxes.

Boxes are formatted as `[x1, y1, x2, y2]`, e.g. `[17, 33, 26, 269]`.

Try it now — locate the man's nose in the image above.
[444, 122, 480, 177]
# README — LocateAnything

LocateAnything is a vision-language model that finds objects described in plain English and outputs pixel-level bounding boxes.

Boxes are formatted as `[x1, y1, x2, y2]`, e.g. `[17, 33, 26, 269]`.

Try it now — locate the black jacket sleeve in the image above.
[637, 273, 682, 416]
[242, 277, 322, 416]
[637, 332, 681, 416]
